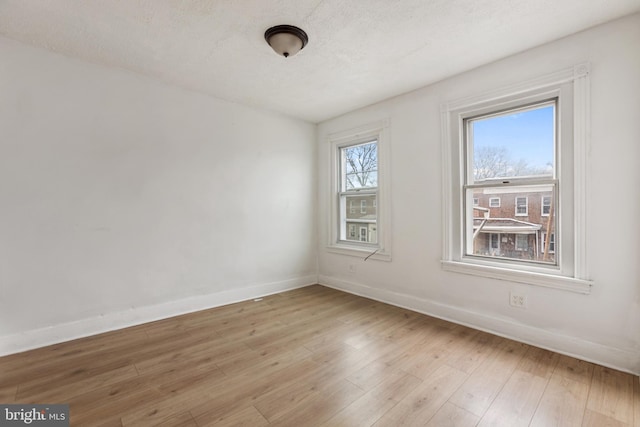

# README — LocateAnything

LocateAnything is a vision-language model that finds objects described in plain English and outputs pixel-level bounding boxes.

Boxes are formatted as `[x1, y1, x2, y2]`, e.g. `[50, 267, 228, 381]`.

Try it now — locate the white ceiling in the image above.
[1, 0, 639, 123]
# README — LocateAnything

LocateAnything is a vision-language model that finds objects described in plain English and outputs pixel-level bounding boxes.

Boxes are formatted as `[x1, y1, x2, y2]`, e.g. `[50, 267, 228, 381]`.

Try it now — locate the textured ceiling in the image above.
[1, 0, 639, 123]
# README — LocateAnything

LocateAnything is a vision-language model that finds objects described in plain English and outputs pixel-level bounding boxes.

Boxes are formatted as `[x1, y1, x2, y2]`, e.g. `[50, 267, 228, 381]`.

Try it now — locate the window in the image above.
[542, 232, 555, 254]
[515, 197, 528, 216]
[489, 197, 500, 208]
[441, 64, 593, 293]
[473, 197, 479, 206]
[339, 141, 377, 245]
[515, 235, 528, 251]
[468, 102, 553, 263]
[541, 196, 551, 216]
[490, 233, 500, 251]
[328, 120, 391, 261]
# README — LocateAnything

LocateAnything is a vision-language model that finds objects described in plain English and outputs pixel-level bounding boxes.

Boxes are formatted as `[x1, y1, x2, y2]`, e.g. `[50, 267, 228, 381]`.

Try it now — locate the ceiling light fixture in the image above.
[264, 25, 308, 58]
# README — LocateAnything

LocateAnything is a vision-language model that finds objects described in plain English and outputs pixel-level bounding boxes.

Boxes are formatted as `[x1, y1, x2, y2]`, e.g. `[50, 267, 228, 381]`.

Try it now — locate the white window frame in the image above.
[489, 197, 500, 208]
[350, 201, 355, 214]
[327, 120, 391, 261]
[441, 64, 593, 293]
[515, 196, 528, 216]
[360, 200, 367, 214]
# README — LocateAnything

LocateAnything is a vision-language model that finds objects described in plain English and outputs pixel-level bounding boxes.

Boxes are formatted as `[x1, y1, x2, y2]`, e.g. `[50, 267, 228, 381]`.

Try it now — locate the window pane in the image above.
[468, 184, 556, 264]
[490, 234, 499, 250]
[542, 196, 552, 215]
[470, 104, 554, 183]
[543, 232, 555, 253]
[342, 141, 378, 190]
[341, 194, 377, 243]
[515, 235, 528, 251]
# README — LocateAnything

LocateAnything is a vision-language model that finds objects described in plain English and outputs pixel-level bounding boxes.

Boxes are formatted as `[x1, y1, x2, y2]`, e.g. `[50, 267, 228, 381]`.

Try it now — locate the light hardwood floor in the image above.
[1, 285, 638, 426]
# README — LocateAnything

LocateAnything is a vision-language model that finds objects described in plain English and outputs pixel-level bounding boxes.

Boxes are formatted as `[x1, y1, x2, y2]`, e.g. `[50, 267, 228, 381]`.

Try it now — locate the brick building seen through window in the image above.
[472, 188, 555, 263]
[345, 195, 377, 243]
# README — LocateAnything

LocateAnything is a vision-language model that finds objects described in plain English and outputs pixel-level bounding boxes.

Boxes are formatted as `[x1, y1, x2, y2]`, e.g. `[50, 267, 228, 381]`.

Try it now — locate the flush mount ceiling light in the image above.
[264, 25, 308, 58]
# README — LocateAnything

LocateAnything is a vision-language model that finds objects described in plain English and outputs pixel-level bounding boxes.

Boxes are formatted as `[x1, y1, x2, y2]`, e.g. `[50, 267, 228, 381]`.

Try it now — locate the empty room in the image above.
[1, 1, 639, 426]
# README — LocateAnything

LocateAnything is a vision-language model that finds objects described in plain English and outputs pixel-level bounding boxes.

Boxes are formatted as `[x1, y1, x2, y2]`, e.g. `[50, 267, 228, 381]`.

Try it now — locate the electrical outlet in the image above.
[347, 262, 357, 274]
[509, 292, 526, 308]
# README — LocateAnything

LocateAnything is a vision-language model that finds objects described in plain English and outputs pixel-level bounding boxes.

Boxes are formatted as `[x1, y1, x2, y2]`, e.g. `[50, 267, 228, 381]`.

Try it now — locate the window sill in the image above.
[441, 260, 592, 294]
[327, 244, 391, 262]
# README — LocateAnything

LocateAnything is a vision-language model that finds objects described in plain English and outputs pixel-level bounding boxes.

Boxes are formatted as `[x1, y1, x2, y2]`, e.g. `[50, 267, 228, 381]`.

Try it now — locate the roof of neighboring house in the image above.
[473, 218, 542, 233]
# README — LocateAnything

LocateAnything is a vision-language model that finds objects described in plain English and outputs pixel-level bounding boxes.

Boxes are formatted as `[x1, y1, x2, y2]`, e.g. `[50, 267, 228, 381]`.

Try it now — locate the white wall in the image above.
[318, 13, 640, 374]
[0, 36, 317, 354]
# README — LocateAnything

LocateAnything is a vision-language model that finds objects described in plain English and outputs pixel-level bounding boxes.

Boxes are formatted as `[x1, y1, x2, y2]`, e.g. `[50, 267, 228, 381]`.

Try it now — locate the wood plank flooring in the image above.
[1, 285, 638, 426]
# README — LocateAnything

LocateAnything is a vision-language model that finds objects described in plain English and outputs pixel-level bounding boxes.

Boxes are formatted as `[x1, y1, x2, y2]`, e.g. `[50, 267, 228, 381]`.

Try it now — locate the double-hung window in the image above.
[441, 64, 593, 293]
[466, 101, 555, 263]
[340, 140, 378, 244]
[328, 120, 391, 261]
[515, 196, 529, 216]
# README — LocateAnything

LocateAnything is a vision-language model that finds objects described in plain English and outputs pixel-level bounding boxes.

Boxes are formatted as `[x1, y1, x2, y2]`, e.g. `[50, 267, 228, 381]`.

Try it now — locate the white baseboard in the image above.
[319, 275, 640, 375]
[0, 275, 317, 357]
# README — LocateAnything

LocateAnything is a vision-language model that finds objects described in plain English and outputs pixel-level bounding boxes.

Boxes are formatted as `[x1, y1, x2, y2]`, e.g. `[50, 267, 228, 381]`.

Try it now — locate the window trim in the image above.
[440, 63, 593, 294]
[489, 197, 500, 208]
[327, 119, 391, 261]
